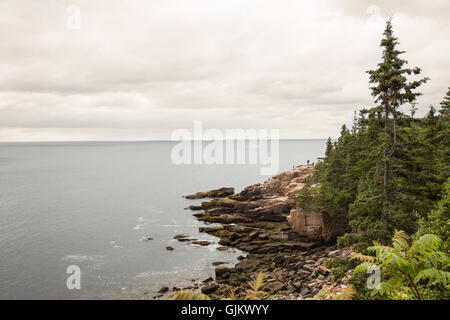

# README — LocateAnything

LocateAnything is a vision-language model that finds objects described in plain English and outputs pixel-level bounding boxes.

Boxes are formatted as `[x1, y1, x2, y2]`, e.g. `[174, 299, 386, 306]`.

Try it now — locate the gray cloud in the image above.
[0, 0, 448, 141]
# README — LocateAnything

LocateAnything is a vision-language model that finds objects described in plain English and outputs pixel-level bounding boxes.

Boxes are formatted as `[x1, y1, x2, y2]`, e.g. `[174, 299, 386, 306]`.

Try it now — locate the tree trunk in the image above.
[382, 97, 389, 232]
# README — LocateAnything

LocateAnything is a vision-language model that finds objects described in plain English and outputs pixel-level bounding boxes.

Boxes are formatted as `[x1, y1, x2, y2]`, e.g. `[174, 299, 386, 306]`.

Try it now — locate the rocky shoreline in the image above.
[166, 165, 352, 300]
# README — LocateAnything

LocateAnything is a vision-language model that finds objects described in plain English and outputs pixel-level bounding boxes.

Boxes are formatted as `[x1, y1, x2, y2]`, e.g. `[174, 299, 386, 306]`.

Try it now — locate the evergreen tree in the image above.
[325, 137, 333, 162]
[440, 87, 450, 117]
[364, 18, 429, 234]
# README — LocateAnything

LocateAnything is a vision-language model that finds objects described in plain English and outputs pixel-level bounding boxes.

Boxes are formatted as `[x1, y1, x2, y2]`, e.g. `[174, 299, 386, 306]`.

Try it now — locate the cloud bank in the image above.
[0, 0, 448, 141]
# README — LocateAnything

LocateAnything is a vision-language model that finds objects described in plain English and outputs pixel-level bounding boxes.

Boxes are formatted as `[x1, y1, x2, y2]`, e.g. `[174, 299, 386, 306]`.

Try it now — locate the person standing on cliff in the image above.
[307, 160, 310, 166]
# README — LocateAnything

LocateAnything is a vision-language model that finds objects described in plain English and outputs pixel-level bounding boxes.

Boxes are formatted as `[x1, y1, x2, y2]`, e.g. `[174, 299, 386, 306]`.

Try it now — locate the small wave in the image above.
[133, 224, 144, 230]
[61, 254, 105, 263]
[135, 268, 186, 279]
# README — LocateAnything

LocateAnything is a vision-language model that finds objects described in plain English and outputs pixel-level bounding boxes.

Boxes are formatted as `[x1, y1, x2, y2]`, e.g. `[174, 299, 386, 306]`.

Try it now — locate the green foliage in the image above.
[301, 19, 449, 248]
[337, 233, 373, 254]
[296, 183, 318, 211]
[168, 290, 211, 300]
[353, 231, 450, 300]
[348, 272, 372, 300]
[417, 178, 450, 247]
[314, 285, 356, 300]
[324, 257, 359, 281]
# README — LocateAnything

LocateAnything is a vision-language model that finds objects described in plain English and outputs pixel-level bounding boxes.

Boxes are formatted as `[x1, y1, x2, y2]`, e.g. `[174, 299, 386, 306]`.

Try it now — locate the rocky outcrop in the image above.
[184, 165, 346, 241]
[185, 165, 311, 223]
[177, 164, 349, 300]
[287, 210, 347, 243]
[185, 187, 234, 199]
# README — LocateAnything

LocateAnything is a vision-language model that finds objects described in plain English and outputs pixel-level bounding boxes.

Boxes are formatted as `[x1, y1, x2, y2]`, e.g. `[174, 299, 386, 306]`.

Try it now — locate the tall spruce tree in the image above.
[440, 87, 450, 118]
[366, 18, 429, 232]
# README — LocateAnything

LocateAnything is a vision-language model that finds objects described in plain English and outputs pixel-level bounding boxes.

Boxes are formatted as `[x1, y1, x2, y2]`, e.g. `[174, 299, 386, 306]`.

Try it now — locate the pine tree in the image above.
[366, 18, 429, 233]
[440, 87, 450, 117]
[325, 137, 333, 162]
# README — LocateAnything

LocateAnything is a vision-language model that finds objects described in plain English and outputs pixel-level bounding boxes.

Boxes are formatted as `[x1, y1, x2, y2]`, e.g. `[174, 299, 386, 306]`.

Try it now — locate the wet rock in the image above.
[173, 234, 190, 240]
[191, 240, 212, 246]
[212, 261, 226, 266]
[215, 267, 231, 279]
[201, 283, 218, 294]
[187, 205, 204, 211]
[158, 287, 169, 293]
[235, 259, 259, 272]
[199, 226, 224, 233]
[166, 246, 174, 251]
[203, 214, 252, 224]
[218, 238, 231, 246]
[207, 207, 234, 215]
[202, 277, 214, 284]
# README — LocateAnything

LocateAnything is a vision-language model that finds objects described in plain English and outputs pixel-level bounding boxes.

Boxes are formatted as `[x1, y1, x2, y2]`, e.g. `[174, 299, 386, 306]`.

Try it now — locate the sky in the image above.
[0, 0, 448, 141]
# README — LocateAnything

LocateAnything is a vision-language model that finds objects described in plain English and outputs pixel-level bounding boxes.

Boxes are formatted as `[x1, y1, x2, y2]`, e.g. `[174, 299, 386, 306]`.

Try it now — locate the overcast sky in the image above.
[0, 0, 448, 141]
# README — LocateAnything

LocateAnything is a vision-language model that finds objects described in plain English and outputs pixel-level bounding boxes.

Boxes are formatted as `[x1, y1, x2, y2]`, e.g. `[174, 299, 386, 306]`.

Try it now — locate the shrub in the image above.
[324, 257, 359, 281]
[352, 230, 450, 300]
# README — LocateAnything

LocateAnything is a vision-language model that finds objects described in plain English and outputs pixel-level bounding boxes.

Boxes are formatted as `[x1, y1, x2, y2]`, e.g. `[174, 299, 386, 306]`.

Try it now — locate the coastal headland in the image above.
[170, 165, 353, 299]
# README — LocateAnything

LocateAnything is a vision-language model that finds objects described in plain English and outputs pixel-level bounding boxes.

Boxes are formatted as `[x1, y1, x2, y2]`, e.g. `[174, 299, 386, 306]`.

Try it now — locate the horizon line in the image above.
[0, 138, 332, 143]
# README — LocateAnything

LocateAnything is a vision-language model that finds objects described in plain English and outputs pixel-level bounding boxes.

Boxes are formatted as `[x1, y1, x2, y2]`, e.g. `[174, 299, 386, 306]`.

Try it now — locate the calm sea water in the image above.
[0, 140, 325, 299]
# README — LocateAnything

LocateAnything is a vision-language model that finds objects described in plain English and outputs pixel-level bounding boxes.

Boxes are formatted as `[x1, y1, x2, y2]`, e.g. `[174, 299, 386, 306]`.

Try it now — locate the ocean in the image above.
[0, 140, 325, 299]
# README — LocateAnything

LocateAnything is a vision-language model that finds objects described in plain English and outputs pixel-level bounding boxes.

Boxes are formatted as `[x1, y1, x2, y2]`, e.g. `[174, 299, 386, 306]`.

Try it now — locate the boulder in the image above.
[158, 287, 169, 293]
[201, 283, 218, 294]
[215, 267, 231, 279]
[191, 240, 212, 246]
[287, 209, 346, 243]
[173, 234, 190, 240]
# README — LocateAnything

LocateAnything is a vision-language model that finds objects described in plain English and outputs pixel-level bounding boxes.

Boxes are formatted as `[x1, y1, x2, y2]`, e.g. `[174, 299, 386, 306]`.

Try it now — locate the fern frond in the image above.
[411, 234, 443, 253]
[246, 272, 268, 300]
[367, 245, 393, 263]
[351, 253, 375, 262]
[392, 230, 410, 251]
[354, 261, 376, 273]
[415, 269, 450, 286]
[168, 290, 211, 300]
[421, 251, 448, 269]
[248, 272, 266, 292]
